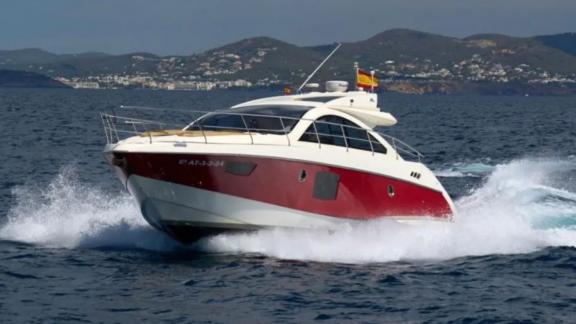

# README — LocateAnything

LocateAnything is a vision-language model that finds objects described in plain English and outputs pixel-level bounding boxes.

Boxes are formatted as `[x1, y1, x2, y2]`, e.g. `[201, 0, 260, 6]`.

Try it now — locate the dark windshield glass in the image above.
[189, 105, 311, 134]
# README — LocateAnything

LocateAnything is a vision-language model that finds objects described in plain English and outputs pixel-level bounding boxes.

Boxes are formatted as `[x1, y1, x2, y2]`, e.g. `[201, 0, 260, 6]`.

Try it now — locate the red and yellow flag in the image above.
[356, 69, 379, 89]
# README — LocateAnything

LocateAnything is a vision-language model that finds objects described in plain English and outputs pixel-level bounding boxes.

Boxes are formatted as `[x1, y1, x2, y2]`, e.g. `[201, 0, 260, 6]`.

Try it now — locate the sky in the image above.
[1, 0, 575, 55]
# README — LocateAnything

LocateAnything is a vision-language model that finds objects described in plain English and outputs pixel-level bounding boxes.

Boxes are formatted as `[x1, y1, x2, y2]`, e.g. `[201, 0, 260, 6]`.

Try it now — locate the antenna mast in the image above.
[297, 43, 342, 93]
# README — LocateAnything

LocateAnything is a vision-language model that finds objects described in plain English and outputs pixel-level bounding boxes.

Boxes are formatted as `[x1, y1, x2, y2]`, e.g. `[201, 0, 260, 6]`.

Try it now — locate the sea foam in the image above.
[0, 166, 179, 251]
[202, 158, 576, 263]
[1, 158, 576, 263]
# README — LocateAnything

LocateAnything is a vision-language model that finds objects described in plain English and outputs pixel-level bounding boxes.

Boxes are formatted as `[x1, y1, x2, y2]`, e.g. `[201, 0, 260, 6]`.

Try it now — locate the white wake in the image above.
[1, 158, 576, 263]
[433, 161, 494, 178]
[201, 158, 576, 263]
[0, 166, 179, 251]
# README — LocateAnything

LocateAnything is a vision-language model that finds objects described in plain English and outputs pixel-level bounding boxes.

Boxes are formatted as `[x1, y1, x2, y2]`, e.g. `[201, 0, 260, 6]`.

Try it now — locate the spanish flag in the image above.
[357, 69, 379, 90]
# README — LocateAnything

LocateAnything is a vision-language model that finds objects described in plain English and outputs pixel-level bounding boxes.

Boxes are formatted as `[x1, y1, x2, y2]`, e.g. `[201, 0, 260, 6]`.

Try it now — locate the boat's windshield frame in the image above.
[185, 105, 313, 135]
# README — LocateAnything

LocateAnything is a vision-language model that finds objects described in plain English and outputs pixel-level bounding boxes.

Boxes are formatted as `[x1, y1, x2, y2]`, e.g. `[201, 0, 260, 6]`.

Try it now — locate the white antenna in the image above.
[297, 43, 342, 93]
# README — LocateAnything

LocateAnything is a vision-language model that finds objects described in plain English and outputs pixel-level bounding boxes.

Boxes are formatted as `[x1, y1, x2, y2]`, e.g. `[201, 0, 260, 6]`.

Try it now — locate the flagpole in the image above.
[370, 70, 375, 93]
[354, 62, 359, 90]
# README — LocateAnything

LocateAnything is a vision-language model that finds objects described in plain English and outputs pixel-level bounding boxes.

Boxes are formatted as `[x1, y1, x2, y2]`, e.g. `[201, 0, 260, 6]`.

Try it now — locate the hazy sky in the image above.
[1, 0, 575, 55]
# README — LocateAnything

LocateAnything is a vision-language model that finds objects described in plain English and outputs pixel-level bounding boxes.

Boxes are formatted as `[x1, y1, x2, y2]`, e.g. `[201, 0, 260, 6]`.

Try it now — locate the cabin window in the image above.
[300, 115, 387, 154]
[345, 125, 372, 151]
[369, 134, 387, 154]
[188, 105, 311, 135]
[315, 116, 347, 146]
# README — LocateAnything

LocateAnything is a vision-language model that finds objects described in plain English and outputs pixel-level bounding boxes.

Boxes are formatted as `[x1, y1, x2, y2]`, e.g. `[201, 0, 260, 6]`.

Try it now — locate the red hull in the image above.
[110, 153, 452, 220]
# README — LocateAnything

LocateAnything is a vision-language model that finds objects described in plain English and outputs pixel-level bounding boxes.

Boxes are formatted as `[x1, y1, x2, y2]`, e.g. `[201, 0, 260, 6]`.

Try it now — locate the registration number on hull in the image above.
[178, 159, 225, 167]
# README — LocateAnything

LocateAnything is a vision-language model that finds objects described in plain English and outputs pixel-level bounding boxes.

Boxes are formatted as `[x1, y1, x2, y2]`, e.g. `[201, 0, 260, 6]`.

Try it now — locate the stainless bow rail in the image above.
[101, 110, 423, 162]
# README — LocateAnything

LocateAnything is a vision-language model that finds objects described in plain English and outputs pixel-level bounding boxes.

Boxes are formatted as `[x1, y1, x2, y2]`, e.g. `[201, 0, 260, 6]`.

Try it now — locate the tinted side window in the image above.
[344, 125, 387, 154]
[318, 116, 346, 146]
[300, 115, 387, 154]
[344, 124, 371, 151]
[368, 134, 387, 154]
[300, 116, 346, 147]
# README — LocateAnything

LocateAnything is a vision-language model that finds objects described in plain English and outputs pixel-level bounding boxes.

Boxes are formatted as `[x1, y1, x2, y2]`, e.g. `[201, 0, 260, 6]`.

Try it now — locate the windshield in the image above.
[187, 105, 312, 134]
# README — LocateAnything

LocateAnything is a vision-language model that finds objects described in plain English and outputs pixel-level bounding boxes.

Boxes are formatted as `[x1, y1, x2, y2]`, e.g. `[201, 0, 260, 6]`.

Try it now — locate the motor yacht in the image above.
[102, 80, 455, 243]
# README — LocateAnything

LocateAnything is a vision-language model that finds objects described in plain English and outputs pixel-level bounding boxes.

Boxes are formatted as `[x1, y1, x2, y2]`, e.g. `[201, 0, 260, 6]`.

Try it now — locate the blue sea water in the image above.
[1, 88, 576, 323]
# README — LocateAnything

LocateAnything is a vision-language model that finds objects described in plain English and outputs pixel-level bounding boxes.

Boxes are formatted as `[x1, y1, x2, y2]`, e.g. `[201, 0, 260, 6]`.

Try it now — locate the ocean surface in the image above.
[1, 88, 576, 323]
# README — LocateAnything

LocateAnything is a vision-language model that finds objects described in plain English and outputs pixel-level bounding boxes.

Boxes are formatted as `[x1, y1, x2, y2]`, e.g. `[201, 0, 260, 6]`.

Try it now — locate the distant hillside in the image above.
[192, 37, 326, 82]
[535, 33, 576, 56]
[0, 49, 111, 70]
[346, 29, 475, 66]
[46, 52, 160, 77]
[1, 29, 576, 94]
[0, 49, 62, 65]
[0, 70, 71, 88]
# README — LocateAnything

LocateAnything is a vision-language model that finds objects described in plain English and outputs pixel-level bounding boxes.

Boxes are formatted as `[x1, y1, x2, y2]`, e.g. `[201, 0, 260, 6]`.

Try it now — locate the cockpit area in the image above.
[185, 104, 388, 155]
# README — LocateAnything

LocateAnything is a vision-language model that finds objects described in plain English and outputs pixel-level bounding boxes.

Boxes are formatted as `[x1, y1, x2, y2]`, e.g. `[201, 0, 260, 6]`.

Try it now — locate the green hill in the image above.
[463, 33, 576, 74]
[535, 33, 576, 56]
[190, 37, 325, 84]
[1, 29, 576, 94]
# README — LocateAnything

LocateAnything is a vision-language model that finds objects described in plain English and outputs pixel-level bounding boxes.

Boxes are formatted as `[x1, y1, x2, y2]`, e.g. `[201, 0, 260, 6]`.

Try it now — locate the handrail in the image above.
[279, 118, 291, 146]
[340, 125, 349, 152]
[366, 129, 375, 156]
[239, 115, 254, 145]
[312, 122, 321, 149]
[100, 111, 424, 162]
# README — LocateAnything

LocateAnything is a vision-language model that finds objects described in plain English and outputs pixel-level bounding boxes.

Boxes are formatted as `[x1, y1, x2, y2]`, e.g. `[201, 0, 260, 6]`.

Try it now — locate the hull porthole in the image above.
[298, 170, 307, 182]
[387, 185, 395, 198]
